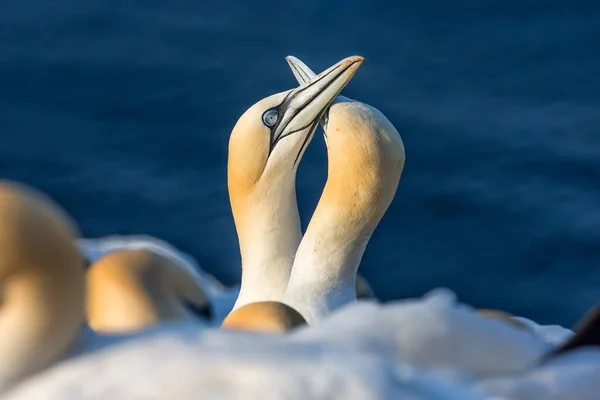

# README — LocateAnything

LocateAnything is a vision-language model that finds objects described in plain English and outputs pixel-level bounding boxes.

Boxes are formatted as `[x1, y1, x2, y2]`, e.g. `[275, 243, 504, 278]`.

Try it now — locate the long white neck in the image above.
[232, 175, 302, 310]
[282, 205, 370, 323]
[282, 101, 405, 324]
[0, 275, 81, 392]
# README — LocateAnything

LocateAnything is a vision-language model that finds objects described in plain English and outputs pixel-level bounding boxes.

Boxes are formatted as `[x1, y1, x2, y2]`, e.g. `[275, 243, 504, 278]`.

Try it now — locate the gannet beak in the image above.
[285, 55, 328, 134]
[269, 55, 364, 152]
[286, 56, 317, 87]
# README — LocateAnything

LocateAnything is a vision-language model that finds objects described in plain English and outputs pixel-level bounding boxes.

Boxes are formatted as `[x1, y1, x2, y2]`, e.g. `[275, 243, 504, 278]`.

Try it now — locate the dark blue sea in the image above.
[2, 0, 599, 326]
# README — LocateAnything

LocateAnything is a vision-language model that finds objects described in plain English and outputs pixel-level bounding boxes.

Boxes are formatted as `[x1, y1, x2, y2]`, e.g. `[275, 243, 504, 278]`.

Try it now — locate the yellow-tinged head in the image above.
[285, 55, 405, 265]
[221, 301, 306, 334]
[320, 100, 405, 241]
[0, 180, 84, 389]
[86, 249, 212, 333]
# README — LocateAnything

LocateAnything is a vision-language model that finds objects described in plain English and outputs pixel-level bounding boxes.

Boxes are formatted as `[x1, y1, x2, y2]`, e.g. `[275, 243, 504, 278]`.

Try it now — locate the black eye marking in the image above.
[293, 117, 320, 167]
[265, 64, 342, 154]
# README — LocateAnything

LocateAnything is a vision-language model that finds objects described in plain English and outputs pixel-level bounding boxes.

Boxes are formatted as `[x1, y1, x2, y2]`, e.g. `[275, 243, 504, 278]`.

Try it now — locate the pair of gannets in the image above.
[83, 56, 388, 337]
[82, 55, 527, 337]
[0, 61, 597, 393]
[83, 55, 369, 334]
[223, 55, 405, 330]
[0, 55, 370, 390]
[80, 53, 547, 339]
[222, 57, 537, 334]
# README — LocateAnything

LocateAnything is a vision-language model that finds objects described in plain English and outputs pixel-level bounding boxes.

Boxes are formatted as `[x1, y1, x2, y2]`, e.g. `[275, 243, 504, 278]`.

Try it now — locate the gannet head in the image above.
[285, 55, 405, 228]
[228, 55, 364, 241]
[221, 301, 306, 334]
[285, 55, 351, 136]
[0, 181, 84, 389]
[86, 249, 212, 333]
[321, 100, 405, 257]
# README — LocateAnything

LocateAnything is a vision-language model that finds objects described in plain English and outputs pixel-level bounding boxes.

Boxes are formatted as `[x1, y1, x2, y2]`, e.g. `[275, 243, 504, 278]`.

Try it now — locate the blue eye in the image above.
[262, 109, 279, 127]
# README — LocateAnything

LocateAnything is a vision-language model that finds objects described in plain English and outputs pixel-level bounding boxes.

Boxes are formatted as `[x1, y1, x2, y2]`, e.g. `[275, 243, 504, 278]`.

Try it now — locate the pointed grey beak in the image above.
[285, 56, 354, 134]
[269, 55, 364, 151]
[286, 56, 317, 86]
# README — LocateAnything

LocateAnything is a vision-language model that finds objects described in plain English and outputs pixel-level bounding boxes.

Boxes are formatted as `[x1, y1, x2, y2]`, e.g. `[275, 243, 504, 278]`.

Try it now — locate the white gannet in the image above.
[78, 235, 240, 324]
[281, 56, 405, 324]
[227, 55, 365, 312]
[86, 249, 212, 334]
[0, 181, 86, 392]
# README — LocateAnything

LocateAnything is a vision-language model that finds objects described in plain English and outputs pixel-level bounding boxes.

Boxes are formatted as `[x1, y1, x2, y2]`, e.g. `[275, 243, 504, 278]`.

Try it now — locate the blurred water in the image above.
[1, 0, 599, 326]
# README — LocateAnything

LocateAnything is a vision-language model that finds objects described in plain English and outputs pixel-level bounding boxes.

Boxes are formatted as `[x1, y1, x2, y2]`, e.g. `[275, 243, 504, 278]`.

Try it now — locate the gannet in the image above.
[228, 55, 365, 311]
[78, 235, 240, 324]
[0, 181, 86, 392]
[281, 56, 405, 324]
[86, 249, 212, 334]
